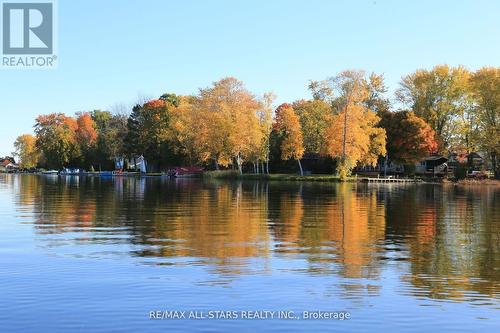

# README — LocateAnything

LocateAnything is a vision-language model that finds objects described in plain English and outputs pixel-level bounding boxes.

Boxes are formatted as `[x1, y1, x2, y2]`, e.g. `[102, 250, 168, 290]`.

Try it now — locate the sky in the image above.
[1, 0, 499, 156]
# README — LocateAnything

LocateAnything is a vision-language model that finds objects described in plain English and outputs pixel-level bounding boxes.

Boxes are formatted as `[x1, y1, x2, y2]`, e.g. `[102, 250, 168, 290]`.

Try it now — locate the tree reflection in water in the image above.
[9, 174, 500, 303]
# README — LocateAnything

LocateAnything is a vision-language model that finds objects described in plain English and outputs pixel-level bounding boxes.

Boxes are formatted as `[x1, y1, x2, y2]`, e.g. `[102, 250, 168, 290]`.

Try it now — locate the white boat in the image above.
[59, 168, 81, 175]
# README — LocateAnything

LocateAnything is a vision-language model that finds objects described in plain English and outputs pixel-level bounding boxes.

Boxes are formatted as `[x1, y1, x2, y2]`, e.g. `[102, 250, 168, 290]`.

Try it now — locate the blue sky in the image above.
[1, 0, 499, 156]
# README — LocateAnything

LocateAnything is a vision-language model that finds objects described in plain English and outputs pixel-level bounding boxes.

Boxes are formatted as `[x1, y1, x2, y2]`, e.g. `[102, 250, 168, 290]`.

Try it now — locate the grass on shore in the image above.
[202, 170, 356, 182]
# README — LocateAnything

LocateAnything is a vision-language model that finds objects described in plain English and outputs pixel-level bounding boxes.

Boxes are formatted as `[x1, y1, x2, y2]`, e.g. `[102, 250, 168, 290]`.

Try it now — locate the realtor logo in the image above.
[1, 1, 57, 68]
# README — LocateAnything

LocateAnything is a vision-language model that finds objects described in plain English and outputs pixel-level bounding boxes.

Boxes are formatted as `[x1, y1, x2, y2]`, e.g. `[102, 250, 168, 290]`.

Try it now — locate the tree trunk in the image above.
[384, 154, 388, 177]
[297, 159, 303, 176]
[214, 158, 219, 171]
[266, 160, 269, 174]
[341, 92, 352, 165]
[236, 154, 243, 174]
[492, 152, 499, 179]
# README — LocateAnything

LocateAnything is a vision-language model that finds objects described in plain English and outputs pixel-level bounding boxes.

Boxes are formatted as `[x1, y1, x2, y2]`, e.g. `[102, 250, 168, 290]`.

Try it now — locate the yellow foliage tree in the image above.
[470, 67, 500, 178]
[275, 104, 305, 175]
[13, 134, 39, 169]
[396, 65, 472, 152]
[170, 95, 212, 165]
[320, 71, 386, 178]
[195, 77, 265, 173]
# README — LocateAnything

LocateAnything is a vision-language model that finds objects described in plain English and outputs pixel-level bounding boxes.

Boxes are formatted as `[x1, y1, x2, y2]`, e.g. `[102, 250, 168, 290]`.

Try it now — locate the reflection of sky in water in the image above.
[1, 174, 499, 332]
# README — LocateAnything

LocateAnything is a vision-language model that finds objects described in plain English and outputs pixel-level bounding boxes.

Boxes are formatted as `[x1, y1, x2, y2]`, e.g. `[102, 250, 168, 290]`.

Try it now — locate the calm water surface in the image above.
[1, 174, 499, 332]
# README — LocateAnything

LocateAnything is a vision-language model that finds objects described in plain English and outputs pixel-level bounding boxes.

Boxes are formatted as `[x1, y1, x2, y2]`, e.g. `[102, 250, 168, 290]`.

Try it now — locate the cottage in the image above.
[0, 157, 20, 173]
[415, 155, 449, 176]
[467, 152, 485, 169]
[123, 155, 147, 173]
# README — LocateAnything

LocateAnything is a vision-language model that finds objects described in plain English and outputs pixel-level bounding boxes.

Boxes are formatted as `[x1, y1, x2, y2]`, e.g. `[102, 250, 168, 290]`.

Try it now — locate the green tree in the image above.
[292, 99, 331, 154]
[159, 93, 180, 107]
[91, 110, 128, 169]
[259, 92, 275, 174]
[124, 98, 177, 171]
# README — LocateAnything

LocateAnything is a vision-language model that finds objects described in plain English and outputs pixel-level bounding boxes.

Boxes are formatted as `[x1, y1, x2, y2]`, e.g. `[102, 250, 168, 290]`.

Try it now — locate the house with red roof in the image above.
[0, 157, 19, 173]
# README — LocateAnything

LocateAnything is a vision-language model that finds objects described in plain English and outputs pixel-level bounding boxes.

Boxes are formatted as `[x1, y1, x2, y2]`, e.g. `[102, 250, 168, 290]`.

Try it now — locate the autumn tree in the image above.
[396, 65, 472, 152]
[274, 103, 305, 175]
[188, 90, 233, 169]
[168, 95, 202, 165]
[379, 110, 438, 165]
[365, 73, 391, 115]
[13, 134, 39, 169]
[310, 71, 390, 113]
[124, 97, 178, 170]
[75, 112, 97, 168]
[317, 71, 386, 178]
[470, 67, 500, 178]
[195, 77, 264, 173]
[255, 92, 275, 174]
[34, 113, 80, 169]
[91, 110, 128, 169]
[292, 99, 331, 154]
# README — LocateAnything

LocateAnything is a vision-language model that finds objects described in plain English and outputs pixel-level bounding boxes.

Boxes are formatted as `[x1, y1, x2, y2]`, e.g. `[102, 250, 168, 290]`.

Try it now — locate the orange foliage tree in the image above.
[379, 110, 438, 164]
[75, 112, 98, 167]
[274, 103, 305, 175]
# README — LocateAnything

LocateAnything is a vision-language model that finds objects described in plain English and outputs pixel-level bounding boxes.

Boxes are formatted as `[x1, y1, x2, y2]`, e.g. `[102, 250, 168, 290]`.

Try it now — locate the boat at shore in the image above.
[167, 166, 204, 178]
[40, 167, 203, 178]
[59, 168, 82, 176]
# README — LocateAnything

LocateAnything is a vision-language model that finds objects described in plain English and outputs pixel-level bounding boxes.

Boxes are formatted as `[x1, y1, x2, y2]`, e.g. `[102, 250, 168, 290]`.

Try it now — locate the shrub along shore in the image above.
[203, 170, 500, 185]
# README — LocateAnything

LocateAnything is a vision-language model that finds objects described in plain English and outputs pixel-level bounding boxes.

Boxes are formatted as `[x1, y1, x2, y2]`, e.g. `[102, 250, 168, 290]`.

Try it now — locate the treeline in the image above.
[12, 65, 500, 178]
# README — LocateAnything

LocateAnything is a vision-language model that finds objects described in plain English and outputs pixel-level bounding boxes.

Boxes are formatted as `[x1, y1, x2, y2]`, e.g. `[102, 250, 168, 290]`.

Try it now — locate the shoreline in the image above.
[205, 171, 423, 184]
[203, 171, 500, 185]
[3, 171, 499, 186]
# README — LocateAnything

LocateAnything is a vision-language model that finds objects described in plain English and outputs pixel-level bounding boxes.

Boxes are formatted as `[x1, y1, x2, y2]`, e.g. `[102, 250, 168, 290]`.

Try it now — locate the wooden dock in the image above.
[360, 177, 421, 183]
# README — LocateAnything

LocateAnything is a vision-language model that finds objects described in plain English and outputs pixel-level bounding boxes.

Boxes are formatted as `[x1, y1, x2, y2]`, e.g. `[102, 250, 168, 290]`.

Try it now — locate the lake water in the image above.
[1, 174, 499, 332]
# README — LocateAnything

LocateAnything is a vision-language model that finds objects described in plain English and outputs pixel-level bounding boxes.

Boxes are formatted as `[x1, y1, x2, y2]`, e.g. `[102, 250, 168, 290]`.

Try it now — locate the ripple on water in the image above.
[1, 175, 499, 332]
